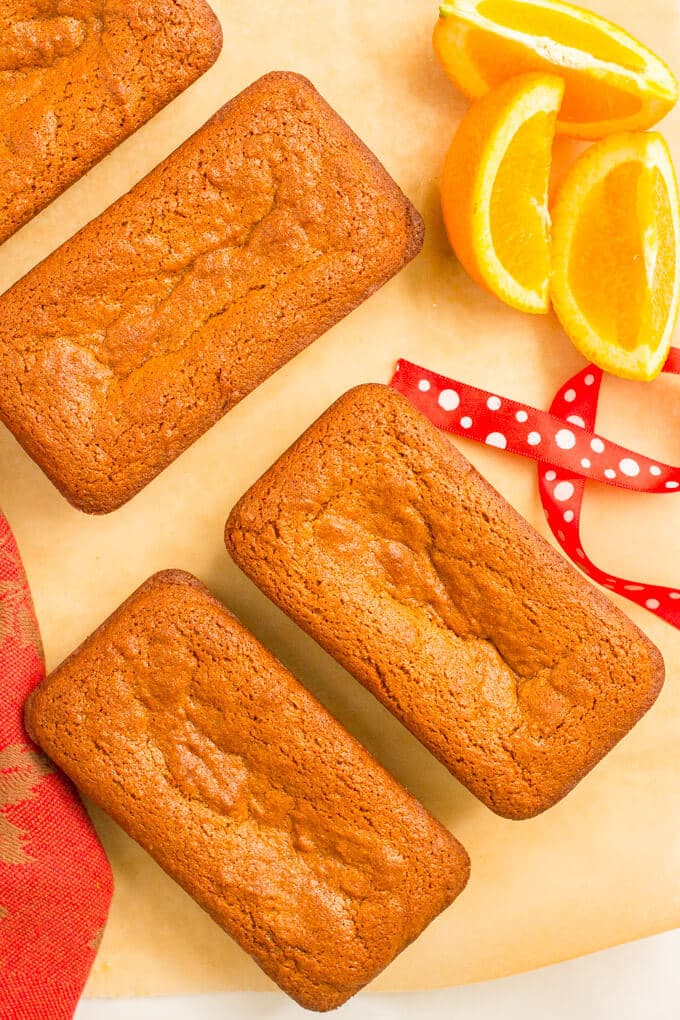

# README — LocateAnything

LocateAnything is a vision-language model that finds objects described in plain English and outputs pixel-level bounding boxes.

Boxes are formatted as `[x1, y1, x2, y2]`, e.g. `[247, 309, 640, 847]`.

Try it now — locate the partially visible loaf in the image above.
[225, 384, 665, 820]
[0, 71, 423, 514]
[0, 1, 222, 244]
[25, 570, 469, 1012]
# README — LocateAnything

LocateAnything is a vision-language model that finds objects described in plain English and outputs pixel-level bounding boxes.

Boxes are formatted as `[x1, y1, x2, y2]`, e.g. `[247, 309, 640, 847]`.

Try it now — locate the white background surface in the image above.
[76, 928, 680, 1019]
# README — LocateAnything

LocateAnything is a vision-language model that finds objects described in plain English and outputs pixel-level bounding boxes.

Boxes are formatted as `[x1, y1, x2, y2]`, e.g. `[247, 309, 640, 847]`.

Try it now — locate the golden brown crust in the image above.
[225, 384, 665, 820]
[0, 1, 222, 244]
[25, 570, 468, 1011]
[0, 71, 423, 514]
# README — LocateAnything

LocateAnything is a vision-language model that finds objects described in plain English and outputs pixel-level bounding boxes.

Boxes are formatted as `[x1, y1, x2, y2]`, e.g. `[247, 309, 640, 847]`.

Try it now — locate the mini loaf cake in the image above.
[24, 570, 469, 1012]
[0, 0, 222, 244]
[225, 384, 665, 820]
[0, 72, 423, 513]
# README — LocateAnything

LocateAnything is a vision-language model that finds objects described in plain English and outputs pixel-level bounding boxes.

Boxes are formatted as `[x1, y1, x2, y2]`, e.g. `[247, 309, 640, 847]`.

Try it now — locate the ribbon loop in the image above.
[390, 351, 680, 629]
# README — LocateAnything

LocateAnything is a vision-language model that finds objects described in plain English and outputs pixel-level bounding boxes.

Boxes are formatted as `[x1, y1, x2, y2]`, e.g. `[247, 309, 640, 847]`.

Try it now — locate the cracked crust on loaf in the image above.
[225, 384, 665, 820]
[24, 570, 469, 1011]
[0, 0, 222, 244]
[0, 72, 424, 513]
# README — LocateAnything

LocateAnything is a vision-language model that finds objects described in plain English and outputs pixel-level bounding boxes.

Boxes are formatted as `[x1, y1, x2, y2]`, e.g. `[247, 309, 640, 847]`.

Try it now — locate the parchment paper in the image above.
[0, 0, 678, 998]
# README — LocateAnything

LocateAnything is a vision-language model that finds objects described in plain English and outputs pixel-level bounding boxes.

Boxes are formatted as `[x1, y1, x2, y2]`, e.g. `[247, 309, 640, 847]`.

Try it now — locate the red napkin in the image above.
[0, 514, 113, 1020]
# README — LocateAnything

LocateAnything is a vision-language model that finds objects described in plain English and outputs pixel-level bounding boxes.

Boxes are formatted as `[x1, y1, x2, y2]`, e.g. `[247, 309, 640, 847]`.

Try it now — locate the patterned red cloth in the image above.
[0, 515, 113, 1020]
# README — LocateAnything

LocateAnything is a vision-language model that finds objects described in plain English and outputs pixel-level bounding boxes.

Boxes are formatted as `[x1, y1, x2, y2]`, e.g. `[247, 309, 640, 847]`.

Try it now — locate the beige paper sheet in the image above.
[1, 0, 678, 998]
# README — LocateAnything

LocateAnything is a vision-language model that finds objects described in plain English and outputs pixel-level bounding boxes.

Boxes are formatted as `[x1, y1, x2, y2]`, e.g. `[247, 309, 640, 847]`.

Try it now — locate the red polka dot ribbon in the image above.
[390, 350, 680, 630]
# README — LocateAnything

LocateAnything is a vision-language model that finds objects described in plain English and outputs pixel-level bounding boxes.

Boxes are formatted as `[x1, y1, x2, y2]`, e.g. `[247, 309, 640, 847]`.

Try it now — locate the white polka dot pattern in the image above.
[556, 429, 576, 450]
[438, 389, 459, 411]
[554, 481, 574, 502]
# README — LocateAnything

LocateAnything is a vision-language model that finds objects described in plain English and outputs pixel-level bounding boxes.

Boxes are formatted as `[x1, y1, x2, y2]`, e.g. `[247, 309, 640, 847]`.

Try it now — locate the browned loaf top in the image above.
[225, 384, 665, 821]
[24, 570, 469, 1012]
[0, 71, 423, 514]
[0, 0, 222, 244]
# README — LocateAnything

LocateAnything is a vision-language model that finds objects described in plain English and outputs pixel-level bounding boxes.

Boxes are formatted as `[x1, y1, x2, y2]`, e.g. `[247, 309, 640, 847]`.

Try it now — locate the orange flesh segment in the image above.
[465, 31, 644, 123]
[490, 111, 552, 292]
[476, 0, 648, 69]
[434, 0, 679, 138]
[568, 162, 676, 353]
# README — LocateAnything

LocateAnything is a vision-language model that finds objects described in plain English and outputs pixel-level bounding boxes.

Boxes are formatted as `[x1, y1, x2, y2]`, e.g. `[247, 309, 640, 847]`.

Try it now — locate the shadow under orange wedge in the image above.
[441, 73, 564, 314]
[433, 0, 678, 139]
[551, 132, 680, 381]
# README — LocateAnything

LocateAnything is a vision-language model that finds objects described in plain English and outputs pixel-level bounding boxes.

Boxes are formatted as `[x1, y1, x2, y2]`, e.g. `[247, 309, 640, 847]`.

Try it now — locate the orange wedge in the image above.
[433, 0, 678, 139]
[551, 132, 680, 381]
[441, 72, 564, 313]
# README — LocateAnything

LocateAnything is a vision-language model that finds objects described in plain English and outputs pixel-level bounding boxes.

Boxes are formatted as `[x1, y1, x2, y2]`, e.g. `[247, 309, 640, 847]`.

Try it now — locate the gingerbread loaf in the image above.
[0, 0, 222, 244]
[225, 384, 665, 820]
[24, 570, 469, 1012]
[0, 72, 423, 513]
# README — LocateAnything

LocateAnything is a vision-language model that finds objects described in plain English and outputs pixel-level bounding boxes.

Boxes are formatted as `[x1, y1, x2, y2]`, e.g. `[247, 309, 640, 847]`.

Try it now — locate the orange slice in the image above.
[441, 72, 564, 314]
[551, 132, 680, 381]
[433, 0, 678, 139]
